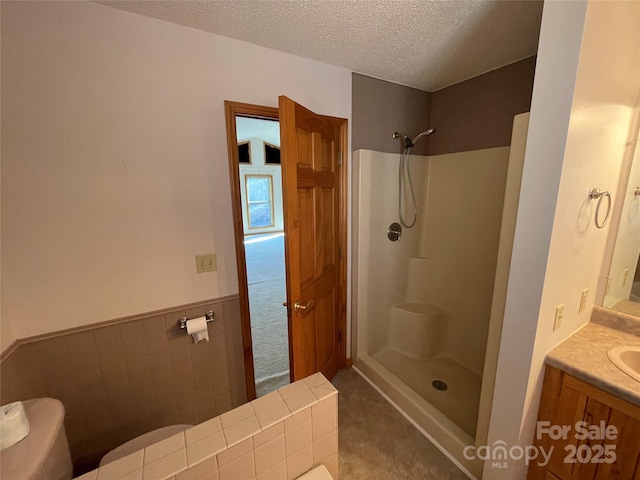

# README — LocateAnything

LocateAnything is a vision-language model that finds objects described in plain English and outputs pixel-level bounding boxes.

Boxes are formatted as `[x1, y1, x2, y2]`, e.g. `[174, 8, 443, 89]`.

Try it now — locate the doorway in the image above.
[236, 116, 290, 397]
[224, 99, 349, 401]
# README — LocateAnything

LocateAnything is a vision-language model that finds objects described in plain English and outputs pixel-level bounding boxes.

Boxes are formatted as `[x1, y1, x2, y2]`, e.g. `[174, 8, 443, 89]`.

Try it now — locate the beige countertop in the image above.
[546, 311, 640, 408]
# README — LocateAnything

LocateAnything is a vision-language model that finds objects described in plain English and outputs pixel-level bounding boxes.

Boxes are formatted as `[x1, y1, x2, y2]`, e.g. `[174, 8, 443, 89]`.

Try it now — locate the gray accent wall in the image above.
[352, 56, 536, 156]
[429, 57, 536, 155]
[352, 73, 432, 156]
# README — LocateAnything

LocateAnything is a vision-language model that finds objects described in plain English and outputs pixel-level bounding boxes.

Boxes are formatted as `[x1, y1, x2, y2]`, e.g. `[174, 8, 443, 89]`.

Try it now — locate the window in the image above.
[238, 141, 251, 164]
[264, 142, 281, 165]
[246, 175, 274, 228]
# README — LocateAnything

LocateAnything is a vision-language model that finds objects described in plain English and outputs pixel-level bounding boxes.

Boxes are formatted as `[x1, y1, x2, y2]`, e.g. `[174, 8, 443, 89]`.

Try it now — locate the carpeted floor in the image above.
[245, 233, 290, 397]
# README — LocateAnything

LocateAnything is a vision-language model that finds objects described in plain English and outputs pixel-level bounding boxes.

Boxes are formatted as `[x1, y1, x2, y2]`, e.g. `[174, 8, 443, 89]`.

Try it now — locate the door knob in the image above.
[294, 300, 315, 312]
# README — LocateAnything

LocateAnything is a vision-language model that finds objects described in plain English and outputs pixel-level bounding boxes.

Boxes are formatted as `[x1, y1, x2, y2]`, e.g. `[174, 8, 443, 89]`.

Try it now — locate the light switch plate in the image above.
[196, 254, 217, 273]
[554, 304, 564, 331]
[622, 269, 629, 287]
[579, 289, 589, 313]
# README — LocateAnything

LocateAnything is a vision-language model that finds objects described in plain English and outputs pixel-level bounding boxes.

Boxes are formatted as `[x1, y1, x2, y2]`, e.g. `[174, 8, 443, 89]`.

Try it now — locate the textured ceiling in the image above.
[99, 0, 543, 92]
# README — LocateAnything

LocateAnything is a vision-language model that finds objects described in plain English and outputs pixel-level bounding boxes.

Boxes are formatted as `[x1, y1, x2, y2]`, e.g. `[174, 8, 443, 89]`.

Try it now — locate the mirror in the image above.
[603, 122, 640, 317]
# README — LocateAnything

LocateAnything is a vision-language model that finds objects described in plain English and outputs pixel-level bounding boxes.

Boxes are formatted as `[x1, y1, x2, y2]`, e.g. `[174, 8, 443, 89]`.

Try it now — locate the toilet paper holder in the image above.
[178, 310, 215, 330]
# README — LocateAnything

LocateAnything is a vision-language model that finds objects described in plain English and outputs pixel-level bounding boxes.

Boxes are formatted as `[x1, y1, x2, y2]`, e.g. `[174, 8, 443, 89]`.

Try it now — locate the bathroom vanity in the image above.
[528, 310, 640, 480]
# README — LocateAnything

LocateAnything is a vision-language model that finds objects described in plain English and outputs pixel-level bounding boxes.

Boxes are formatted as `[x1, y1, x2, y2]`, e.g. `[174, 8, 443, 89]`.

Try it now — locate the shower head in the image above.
[411, 128, 436, 146]
[393, 128, 436, 150]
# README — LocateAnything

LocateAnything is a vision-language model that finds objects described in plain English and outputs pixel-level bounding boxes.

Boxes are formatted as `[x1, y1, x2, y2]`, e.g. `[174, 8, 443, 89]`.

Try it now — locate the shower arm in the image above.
[393, 129, 436, 151]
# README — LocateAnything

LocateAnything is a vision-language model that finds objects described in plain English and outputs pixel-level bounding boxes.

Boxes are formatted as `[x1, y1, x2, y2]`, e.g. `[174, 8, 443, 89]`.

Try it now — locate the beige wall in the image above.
[0, 1, 12, 353]
[0, 300, 12, 352]
[1, 1, 351, 344]
[486, 1, 640, 478]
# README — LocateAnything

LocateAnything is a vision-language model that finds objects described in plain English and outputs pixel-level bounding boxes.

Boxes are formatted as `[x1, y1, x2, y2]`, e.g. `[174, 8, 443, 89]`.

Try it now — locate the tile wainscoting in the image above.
[0, 296, 247, 475]
[74, 373, 338, 480]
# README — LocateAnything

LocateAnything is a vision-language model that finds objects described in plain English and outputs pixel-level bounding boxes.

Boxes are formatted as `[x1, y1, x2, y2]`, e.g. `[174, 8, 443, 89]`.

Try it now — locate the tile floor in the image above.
[332, 368, 468, 480]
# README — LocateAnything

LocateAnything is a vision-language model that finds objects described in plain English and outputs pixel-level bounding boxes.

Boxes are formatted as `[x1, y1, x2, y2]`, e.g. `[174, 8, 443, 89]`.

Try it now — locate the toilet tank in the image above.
[0, 398, 73, 480]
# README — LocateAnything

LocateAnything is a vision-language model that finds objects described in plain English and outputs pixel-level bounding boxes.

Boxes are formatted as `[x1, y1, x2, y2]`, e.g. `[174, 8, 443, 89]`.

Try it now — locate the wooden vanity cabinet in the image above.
[528, 365, 640, 480]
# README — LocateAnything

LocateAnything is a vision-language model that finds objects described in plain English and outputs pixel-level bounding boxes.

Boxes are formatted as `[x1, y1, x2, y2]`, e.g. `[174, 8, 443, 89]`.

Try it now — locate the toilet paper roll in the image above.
[186, 316, 209, 344]
[0, 401, 30, 450]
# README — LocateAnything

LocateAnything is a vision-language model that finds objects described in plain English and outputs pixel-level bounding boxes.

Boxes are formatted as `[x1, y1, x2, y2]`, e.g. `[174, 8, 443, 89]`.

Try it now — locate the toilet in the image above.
[0, 398, 73, 480]
[0, 397, 191, 478]
[99, 424, 193, 466]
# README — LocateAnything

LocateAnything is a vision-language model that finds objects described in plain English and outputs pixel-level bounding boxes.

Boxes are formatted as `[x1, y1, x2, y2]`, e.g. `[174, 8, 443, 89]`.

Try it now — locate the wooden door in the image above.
[279, 96, 345, 381]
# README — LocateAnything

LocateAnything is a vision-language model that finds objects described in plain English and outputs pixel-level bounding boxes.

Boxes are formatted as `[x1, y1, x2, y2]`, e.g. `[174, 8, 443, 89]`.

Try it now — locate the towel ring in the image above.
[589, 187, 612, 229]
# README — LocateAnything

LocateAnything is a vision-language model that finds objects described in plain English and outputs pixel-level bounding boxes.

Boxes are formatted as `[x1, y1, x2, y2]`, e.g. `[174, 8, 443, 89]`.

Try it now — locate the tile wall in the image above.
[0, 296, 247, 475]
[74, 372, 339, 480]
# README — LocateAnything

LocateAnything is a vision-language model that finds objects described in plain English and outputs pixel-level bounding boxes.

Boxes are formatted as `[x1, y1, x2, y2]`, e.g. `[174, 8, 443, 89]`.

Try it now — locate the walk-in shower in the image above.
[352, 114, 530, 478]
[393, 129, 436, 228]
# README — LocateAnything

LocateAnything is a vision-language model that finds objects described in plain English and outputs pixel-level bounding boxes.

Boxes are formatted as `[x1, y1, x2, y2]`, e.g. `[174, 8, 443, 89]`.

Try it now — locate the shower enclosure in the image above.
[351, 115, 529, 478]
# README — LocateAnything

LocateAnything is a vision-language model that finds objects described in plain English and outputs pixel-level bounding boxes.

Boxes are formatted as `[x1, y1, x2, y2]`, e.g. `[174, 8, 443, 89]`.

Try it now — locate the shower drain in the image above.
[432, 380, 448, 391]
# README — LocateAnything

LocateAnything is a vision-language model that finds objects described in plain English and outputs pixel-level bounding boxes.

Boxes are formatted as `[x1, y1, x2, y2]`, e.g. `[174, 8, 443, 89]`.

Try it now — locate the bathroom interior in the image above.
[1, 1, 640, 480]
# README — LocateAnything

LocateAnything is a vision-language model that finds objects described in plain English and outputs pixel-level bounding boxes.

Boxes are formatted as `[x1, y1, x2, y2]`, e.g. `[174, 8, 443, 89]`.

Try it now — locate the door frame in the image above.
[224, 100, 349, 400]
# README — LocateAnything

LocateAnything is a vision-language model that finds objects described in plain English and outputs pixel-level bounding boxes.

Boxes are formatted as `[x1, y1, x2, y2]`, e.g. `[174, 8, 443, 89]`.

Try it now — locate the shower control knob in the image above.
[387, 222, 402, 241]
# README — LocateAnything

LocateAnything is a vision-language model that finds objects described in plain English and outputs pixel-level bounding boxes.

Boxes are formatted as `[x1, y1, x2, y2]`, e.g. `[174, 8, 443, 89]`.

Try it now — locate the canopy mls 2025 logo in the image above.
[464, 421, 618, 469]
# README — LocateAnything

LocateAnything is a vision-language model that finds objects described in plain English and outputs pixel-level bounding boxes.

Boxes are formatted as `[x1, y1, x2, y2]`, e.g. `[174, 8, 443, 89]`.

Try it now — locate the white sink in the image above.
[607, 346, 640, 383]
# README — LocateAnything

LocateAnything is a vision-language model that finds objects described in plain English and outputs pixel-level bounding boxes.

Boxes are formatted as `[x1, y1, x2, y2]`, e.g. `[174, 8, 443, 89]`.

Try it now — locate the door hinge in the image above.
[338, 329, 343, 342]
[338, 151, 343, 166]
